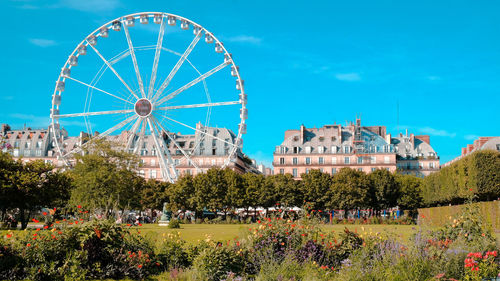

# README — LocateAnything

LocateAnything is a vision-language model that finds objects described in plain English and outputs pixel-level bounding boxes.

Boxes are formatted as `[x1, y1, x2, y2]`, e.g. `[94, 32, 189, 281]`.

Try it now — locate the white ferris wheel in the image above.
[50, 12, 248, 183]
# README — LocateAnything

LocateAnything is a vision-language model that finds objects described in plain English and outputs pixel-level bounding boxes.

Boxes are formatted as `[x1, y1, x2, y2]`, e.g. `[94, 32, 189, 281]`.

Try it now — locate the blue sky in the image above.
[1, 0, 499, 166]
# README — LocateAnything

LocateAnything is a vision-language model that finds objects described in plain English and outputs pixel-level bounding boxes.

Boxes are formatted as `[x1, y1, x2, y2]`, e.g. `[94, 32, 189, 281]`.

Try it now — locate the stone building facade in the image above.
[442, 136, 500, 167]
[1, 123, 257, 181]
[273, 118, 440, 179]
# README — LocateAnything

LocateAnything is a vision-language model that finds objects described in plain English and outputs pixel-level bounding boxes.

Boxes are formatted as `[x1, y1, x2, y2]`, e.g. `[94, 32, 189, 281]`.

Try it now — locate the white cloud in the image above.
[58, 0, 121, 12]
[335, 72, 361, 81]
[29, 38, 57, 47]
[419, 127, 456, 138]
[226, 35, 263, 45]
[9, 113, 50, 128]
[464, 134, 479, 140]
[427, 76, 442, 81]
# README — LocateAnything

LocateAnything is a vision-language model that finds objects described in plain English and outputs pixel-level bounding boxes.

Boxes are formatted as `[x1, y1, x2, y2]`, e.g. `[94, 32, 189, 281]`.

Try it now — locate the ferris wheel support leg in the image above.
[151, 115, 202, 173]
[126, 117, 142, 150]
[147, 118, 176, 183]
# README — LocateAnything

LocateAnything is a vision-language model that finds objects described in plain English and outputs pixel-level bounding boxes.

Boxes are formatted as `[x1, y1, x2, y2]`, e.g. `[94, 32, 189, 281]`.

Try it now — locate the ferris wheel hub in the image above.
[134, 98, 153, 117]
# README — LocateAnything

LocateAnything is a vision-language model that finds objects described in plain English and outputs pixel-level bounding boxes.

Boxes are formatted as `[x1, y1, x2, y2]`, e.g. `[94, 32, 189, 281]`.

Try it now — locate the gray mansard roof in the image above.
[391, 135, 437, 159]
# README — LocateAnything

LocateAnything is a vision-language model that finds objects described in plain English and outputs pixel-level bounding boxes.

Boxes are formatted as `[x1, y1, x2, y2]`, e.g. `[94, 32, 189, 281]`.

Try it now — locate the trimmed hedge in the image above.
[417, 200, 500, 232]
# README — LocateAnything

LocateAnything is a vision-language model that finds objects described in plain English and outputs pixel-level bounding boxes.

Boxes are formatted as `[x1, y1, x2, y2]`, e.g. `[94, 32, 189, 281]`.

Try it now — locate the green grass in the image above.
[128, 223, 422, 245]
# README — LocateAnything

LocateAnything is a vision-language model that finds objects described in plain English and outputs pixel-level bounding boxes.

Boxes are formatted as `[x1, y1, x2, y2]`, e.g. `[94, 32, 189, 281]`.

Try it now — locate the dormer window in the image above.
[305, 146, 311, 154]
[318, 146, 324, 153]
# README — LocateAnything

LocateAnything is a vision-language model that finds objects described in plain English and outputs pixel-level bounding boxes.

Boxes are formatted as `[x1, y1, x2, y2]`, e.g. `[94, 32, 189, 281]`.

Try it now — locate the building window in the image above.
[293, 147, 299, 154]
[306, 157, 311, 165]
[293, 157, 298, 165]
[331, 168, 337, 174]
[371, 156, 376, 164]
[429, 162, 435, 169]
[384, 156, 390, 163]
[305, 146, 311, 154]
[24, 150, 31, 157]
[496, 144, 500, 151]
[36, 149, 42, 156]
[212, 148, 216, 155]
[279, 157, 285, 165]
[139, 170, 145, 176]
[174, 159, 179, 165]
[344, 157, 350, 164]
[331, 146, 337, 154]
[357, 157, 363, 164]
[318, 146, 324, 153]
[358, 168, 363, 172]
[25, 142, 30, 149]
[150, 170, 156, 179]
[211, 159, 216, 166]
[200, 148, 205, 155]
[13, 149, 19, 157]
[343, 146, 350, 154]
[371, 168, 376, 172]
[384, 145, 389, 153]
[186, 169, 191, 175]
[318, 157, 324, 164]
[280, 169, 284, 175]
[306, 168, 310, 174]
[151, 159, 156, 166]
[292, 168, 298, 177]
[332, 157, 337, 164]
[212, 139, 217, 146]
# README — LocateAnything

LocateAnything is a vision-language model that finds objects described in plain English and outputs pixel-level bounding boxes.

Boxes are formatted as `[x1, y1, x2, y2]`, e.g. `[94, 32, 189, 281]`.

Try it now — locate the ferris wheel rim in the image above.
[50, 12, 247, 182]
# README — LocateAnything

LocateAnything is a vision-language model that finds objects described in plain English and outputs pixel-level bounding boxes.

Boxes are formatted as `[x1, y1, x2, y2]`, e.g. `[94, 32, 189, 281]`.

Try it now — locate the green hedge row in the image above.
[422, 150, 500, 205]
[417, 200, 500, 232]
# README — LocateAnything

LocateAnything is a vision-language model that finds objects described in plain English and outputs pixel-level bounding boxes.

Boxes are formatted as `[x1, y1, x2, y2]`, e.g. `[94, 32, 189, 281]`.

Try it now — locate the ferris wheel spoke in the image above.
[151, 116, 202, 172]
[87, 41, 140, 100]
[123, 23, 146, 98]
[161, 115, 238, 148]
[133, 120, 147, 154]
[148, 17, 167, 99]
[62, 114, 137, 158]
[151, 31, 203, 103]
[63, 76, 134, 105]
[154, 61, 230, 106]
[53, 109, 134, 119]
[157, 101, 241, 111]
[147, 118, 176, 182]
[126, 117, 142, 150]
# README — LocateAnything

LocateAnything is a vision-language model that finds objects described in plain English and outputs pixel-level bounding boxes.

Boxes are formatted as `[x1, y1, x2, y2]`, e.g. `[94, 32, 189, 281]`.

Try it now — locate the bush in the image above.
[192, 245, 246, 281]
[168, 219, 181, 229]
[157, 232, 189, 270]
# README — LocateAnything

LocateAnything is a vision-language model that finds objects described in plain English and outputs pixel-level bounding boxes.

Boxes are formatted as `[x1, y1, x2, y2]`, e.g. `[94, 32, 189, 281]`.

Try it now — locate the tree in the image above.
[0, 152, 71, 229]
[242, 173, 265, 219]
[140, 179, 171, 211]
[68, 139, 143, 218]
[327, 168, 371, 211]
[468, 150, 500, 201]
[369, 169, 399, 209]
[299, 169, 331, 210]
[395, 174, 423, 215]
[168, 174, 195, 212]
[193, 168, 227, 213]
[268, 173, 301, 208]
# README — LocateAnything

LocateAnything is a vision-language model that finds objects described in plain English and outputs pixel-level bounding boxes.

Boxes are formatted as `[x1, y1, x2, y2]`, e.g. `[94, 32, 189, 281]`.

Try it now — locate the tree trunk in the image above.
[20, 207, 27, 230]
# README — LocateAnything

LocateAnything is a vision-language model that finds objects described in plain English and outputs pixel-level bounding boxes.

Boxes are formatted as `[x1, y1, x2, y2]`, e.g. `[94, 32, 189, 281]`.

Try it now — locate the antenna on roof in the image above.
[396, 100, 399, 130]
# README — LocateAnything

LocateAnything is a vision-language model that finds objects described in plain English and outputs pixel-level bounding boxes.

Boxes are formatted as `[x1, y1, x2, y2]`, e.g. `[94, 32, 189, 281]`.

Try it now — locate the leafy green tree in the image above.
[140, 179, 171, 211]
[369, 169, 399, 209]
[168, 174, 196, 212]
[223, 168, 245, 212]
[268, 173, 301, 208]
[327, 168, 371, 211]
[242, 173, 265, 218]
[68, 139, 143, 218]
[0, 153, 71, 229]
[299, 169, 331, 210]
[193, 168, 227, 213]
[395, 174, 423, 214]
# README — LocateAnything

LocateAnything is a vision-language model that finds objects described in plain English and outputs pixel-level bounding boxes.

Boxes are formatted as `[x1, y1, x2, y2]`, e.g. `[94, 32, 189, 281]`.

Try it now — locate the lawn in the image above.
[132, 223, 422, 245]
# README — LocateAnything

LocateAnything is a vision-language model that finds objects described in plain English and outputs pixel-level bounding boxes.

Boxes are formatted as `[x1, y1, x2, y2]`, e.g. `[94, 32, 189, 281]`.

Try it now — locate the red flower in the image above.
[138, 264, 142, 269]
[36, 228, 40, 231]
[77, 205, 82, 209]
[42, 212, 47, 216]
[469, 188, 473, 192]
[74, 221, 78, 224]
[32, 218, 39, 223]
[43, 225, 48, 229]
[257, 220, 261, 224]
[6, 234, 12, 238]
[127, 224, 131, 227]
[138, 223, 142, 227]
[26, 243, 31, 247]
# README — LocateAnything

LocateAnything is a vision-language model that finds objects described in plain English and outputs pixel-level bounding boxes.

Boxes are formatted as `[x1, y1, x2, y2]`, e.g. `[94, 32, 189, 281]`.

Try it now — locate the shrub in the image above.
[168, 219, 181, 229]
[157, 232, 189, 270]
[192, 245, 246, 281]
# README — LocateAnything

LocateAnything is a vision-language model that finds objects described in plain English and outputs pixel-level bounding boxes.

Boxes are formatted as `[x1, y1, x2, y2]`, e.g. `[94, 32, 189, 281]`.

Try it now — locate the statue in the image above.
[159, 202, 171, 226]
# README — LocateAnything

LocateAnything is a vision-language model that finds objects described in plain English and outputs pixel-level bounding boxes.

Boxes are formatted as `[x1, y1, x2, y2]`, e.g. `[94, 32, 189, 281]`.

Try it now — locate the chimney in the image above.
[410, 133, 415, 146]
[300, 124, 305, 144]
[415, 135, 431, 145]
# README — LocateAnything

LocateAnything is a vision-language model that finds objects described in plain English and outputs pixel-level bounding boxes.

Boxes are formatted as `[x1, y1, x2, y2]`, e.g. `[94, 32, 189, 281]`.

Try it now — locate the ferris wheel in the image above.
[50, 12, 247, 183]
